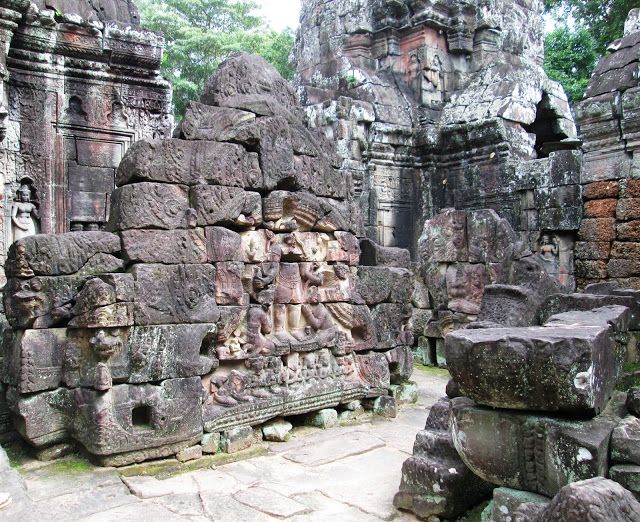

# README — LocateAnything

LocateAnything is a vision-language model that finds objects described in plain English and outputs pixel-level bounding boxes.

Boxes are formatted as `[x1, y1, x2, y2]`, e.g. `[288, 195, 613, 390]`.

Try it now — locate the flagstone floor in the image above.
[0, 366, 449, 521]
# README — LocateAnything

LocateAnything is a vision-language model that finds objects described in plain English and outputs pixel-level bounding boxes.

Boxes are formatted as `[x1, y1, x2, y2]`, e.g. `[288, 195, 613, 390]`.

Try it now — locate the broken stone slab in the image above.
[176, 445, 202, 463]
[108, 182, 192, 231]
[261, 418, 293, 442]
[356, 266, 414, 305]
[191, 186, 262, 228]
[180, 101, 256, 141]
[233, 486, 311, 519]
[612, 415, 640, 465]
[488, 488, 550, 522]
[446, 326, 620, 414]
[121, 229, 207, 265]
[5, 232, 121, 278]
[540, 293, 640, 330]
[538, 477, 640, 521]
[450, 394, 626, 497]
[131, 264, 219, 325]
[478, 284, 541, 327]
[201, 432, 221, 454]
[116, 139, 262, 189]
[359, 239, 411, 268]
[394, 399, 494, 520]
[370, 303, 412, 350]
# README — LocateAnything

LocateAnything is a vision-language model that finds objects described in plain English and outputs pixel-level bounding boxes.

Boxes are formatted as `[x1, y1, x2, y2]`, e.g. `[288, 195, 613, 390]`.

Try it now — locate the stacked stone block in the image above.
[575, 18, 640, 290]
[0, 53, 413, 465]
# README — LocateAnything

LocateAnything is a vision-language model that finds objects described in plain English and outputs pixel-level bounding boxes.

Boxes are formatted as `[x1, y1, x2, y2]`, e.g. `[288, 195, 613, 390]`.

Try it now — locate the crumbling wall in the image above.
[294, 0, 581, 280]
[1, 54, 414, 465]
[0, 0, 172, 285]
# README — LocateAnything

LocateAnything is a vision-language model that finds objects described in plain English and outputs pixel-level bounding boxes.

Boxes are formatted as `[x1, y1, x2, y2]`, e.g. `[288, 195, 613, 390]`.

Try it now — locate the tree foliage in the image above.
[136, 0, 295, 119]
[544, 26, 598, 103]
[544, 0, 640, 54]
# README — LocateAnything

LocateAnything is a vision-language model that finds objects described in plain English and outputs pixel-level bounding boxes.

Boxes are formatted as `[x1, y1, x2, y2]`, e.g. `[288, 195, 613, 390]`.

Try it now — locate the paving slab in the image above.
[234, 486, 311, 518]
[282, 431, 385, 466]
[122, 473, 198, 499]
[78, 499, 191, 521]
[200, 491, 279, 521]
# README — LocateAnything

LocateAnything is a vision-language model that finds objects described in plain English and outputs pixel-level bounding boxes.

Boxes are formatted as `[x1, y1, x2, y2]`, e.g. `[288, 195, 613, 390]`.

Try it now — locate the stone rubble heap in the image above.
[1, 53, 415, 466]
[396, 253, 640, 519]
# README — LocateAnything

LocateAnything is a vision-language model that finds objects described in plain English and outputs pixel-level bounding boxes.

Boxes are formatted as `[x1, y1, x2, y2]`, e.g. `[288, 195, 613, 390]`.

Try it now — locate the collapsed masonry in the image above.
[1, 54, 415, 465]
[0, 0, 172, 284]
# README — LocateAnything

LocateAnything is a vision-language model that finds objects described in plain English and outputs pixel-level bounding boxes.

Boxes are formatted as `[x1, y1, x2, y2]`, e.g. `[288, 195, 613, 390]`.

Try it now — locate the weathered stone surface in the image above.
[539, 478, 640, 522]
[191, 186, 262, 228]
[540, 293, 640, 329]
[394, 399, 494, 519]
[221, 426, 255, 453]
[356, 266, 413, 305]
[121, 229, 207, 265]
[116, 139, 262, 189]
[306, 409, 338, 429]
[201, 432, 221, 454]
[205, 227, 243, 263]
[262, 418, 293, 442]
[108, 183, 192, 231]
[488, 488, 550, 522]
[181, 102, 256, 141]
[450, 394, 626, 497]
[131, 264, 219, 325]
[479, 285, 540, 327]
[610, 465, 640, 499]
[359, 239, 411, 268]
[612, 416, 640, 465]
[5, 232, 121, 278]
[446, 326, 620, 413]
[627, 388, 640, 417]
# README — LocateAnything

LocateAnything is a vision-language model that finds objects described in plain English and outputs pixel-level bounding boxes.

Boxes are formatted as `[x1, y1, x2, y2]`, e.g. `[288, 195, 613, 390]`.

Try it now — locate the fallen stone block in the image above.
[221, 426, 255, 453]
[612, 415, 640, 465]
[447, 326, 620, 413]
[610, 465, 640, 499]
[305, 408, 338, 429]
[487, 488, 550, 522]
[262, 418, 293, 442]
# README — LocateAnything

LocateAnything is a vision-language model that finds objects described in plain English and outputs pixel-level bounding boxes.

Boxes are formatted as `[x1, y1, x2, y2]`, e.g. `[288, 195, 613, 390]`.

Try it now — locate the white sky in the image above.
[253, 0, 301, 31]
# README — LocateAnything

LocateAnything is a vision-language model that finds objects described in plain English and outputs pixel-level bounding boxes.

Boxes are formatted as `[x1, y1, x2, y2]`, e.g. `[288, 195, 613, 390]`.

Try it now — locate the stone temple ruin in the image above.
[2, 52, 414, 466]
[2, 0, 640, 519]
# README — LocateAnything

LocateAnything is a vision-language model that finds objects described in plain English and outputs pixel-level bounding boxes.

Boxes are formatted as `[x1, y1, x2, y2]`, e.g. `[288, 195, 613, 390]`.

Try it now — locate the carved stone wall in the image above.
[0, 0, 172, 285]
[294, 0, 581, 281]
[1, 53, 413, 465]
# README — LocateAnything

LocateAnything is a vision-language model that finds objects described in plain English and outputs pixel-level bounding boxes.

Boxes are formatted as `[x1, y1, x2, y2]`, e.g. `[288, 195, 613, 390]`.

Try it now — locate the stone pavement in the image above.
[0, 367, 448, 522]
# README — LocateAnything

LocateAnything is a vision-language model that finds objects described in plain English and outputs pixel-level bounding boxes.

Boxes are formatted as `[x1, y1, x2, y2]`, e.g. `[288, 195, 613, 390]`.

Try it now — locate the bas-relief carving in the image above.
[2, 53, 412, 464]
[11, 183, 38, 242]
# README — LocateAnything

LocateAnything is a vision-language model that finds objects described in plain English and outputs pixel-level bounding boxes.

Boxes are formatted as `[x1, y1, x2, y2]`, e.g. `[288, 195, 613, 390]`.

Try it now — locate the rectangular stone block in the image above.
[131, 264, 219, 325]
[108, 182, 191, 231]
[446, 326, 620, 413]
[579, 218, 616, 242]
[5, 231, 121, 278]
[575, 241, 611, 260]
[611, 242, 640, 259]
[584, 181, 620, 200]
[215, 262, 248, 305]
[356, 267, 414, 305]
[370, 303, 412, 350]
[205, 227, 243, 262]
[622, 179, 640, 198]
[541, 293, 640, 329]
[191, 186, 262, 227]
[618, 198, 640, 221]
[584, 199, 617, 218]
[618, 220, 640, 241]
[116, 139, 262, 189]
[576, 260, 608, 279]
[450, 395, 625, 497]
[121, 229, 207, 264]
[181, 102, 256, 141]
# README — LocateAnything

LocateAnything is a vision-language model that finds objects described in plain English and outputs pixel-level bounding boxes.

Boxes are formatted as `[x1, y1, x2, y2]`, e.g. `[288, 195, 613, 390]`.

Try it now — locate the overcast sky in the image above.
[254, 0, 301, 31]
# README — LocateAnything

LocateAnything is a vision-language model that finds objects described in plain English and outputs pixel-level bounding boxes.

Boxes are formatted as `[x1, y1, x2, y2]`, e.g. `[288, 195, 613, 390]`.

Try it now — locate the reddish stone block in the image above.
[575, 241, 611, 260]
[611, 242, 640, 259]
[617, 198, 640, 221]
[575, 260, 608, 279]
[622, 179, 640, 198]
[584, 199, 617, 218]
[618, 221, 640, 241]
[579, 218, 616, 242]
[583, 181, 620, 200]
[608, 259, 640, 278]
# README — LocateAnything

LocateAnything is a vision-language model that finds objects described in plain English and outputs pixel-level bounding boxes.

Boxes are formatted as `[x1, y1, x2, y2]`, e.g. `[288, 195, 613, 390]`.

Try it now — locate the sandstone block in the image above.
[446, 326, 620, 413]
[305, 408, 338, 429]
[575, 241, 611, 260]
[131, 264, 219, 325]
[576, 260, 608, 279]
[478, 285, 540, 327]
[612, 416, 640, 465]
[261, 418, 293, 442]
[610, 465, 640, 499]
[201, 432, 221, 454]
[191, 186, 262, 228]
[540, 293, 640, 329]
[108, 182, 191, 231]
[220, 426, 255, 453]
[359, 239, 411, 268]
[205, 227, 243, 262]
[176, 445, 202, 462]
[370, 303, 412, 349]
[181, 102, 256, 141]
[5, 232, 121, 278]
[121, 229, 207, 265]
[488, 488, 550, 522]
[356, 266, 414, 305]
[450, 395, 625, 497]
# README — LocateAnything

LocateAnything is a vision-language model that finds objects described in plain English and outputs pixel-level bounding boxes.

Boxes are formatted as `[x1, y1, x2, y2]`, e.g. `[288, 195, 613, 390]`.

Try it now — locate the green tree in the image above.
[544, 0, 640, 54]
[544, 26, 598, 102]
[136, 0, 295, 119]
